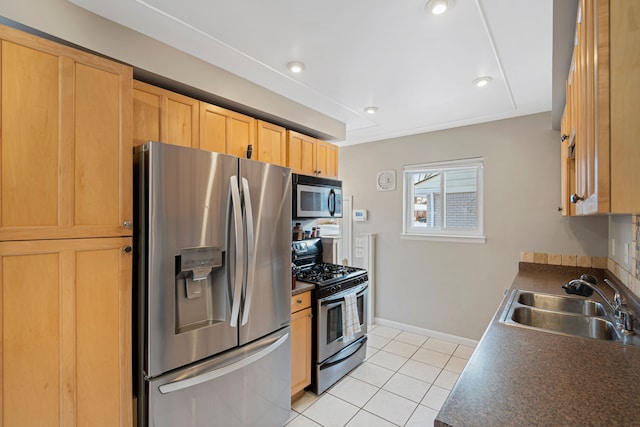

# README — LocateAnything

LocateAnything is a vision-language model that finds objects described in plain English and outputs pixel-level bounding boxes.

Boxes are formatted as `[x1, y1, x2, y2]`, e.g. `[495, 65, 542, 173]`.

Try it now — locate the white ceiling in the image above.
[68, 0, 553, 146]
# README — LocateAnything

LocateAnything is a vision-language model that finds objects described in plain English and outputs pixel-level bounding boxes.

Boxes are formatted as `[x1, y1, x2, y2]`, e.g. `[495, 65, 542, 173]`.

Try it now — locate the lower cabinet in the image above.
[290, 291, 312, 398]
[0, 237, 132, 426]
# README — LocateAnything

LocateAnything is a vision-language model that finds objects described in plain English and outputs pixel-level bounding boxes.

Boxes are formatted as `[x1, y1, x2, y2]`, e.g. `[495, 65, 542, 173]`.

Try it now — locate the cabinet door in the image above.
[0, 237, 132, 427]
[133, 80, 199, 149]
[573, 0, 610, 215]
[609, 0, 640, 213]
[316, 140, 339, 178]
[290, 306, 312, 397]
[0, 26, 133, 241]
[256, 120, 287, 166]
[287, 130, 316, 175]
[200, 102, 256, 157]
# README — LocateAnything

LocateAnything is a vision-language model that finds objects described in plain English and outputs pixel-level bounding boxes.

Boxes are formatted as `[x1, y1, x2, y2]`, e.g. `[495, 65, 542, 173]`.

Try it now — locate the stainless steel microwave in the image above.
[292, 174, 342, 219]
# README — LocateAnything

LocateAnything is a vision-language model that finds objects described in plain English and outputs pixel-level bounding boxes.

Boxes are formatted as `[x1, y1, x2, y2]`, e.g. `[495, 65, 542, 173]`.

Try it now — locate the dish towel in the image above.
[342, 291, 361, 344]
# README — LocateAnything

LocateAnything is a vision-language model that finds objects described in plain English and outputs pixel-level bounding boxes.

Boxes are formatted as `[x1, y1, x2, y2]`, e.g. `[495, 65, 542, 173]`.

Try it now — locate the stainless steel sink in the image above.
[516, 291, 606, 316]
[508, 306, 617, 340]
[500, 290, 631, 343]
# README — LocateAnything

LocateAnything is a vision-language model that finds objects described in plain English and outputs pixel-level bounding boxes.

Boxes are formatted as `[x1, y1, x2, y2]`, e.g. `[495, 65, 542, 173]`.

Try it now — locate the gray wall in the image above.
[340, 112, 608, 340]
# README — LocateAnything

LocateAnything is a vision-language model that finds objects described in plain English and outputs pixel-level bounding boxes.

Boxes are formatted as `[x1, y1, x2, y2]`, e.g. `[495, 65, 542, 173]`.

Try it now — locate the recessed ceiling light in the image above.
[287, 61, 305, 73]
[473, 76, 493, 87]
[364, 106, 379, 114]
[425, 0, 454, 15]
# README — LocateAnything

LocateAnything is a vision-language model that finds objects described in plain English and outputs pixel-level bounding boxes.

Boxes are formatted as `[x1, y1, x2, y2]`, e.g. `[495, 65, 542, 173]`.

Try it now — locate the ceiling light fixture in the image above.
[364, 106, 379, 115]
[287, 61, 305, 73]
[473, 76, 493, 87]
[425, 0, 454, 15]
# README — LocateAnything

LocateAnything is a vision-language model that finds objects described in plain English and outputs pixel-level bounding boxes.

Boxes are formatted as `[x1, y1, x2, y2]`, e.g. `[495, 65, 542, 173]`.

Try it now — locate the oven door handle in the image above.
[320, 284, 367, 305]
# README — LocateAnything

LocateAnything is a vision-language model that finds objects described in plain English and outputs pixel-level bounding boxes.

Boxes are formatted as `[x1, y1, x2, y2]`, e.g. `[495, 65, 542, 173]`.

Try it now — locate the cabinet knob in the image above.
[570, 194, 584, 204]
[123, 220, 132, 229]
[296, 299, 303, 304]
[561, 134, 569, 142]
[123, 245, 132, 253]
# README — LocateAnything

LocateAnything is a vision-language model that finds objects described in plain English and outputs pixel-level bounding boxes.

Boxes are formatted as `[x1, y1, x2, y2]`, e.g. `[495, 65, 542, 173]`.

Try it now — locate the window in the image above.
[402, 157, 485, 243]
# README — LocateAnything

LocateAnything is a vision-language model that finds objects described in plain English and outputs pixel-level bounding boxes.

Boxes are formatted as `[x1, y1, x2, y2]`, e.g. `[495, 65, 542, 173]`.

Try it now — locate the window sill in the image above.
[400, 233, 486, 244]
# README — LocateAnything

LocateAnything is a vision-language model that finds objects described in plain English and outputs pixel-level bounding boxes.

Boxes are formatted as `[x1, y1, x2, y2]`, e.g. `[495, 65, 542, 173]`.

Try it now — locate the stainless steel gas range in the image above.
[293, 238, 368, 394]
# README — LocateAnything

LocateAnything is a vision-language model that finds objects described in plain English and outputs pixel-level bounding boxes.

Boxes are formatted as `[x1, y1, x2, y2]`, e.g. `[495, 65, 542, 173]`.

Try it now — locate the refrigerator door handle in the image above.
[240, 177, 255, 326]
[157, 332, 289, 394]
[229, 175, 244, 328]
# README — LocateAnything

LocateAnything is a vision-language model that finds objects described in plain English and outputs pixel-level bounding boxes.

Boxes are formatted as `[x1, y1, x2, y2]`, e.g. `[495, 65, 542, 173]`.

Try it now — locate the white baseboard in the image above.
[372, 317, 479, 348]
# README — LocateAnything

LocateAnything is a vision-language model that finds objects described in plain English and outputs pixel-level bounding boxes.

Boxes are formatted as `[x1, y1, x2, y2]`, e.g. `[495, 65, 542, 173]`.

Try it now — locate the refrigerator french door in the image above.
[133, 142, 292, 427]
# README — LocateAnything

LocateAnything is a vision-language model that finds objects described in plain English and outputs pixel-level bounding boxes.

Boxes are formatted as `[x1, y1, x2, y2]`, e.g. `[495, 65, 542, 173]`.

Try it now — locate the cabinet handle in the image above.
[570, 194, 584, 204]
[123, 220, 132, 229]
[561, 134, 569, 142]
[123, 245, 132, 253]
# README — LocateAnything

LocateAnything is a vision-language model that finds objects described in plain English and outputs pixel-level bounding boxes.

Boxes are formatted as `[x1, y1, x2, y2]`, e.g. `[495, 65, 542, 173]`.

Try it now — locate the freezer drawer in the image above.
[146, 327, 291, 427]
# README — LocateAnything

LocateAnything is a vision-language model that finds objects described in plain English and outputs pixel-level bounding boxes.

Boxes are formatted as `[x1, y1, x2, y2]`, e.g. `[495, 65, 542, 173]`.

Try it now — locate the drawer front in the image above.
[291, 291, 311, 313]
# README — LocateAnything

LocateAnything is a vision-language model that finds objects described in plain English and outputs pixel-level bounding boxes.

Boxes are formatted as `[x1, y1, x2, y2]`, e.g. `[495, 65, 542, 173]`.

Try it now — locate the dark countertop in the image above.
[291, 281, 314, 296]
[435, 263, 640, 427]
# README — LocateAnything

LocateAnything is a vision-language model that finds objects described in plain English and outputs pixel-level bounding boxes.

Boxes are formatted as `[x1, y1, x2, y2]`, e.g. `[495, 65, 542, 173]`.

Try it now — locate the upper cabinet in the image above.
[133, 80, 199, 149]
[0, 25, 133, 240]
[287, 130, 339, 178]
[257, 120, 287, 167]
[200, 102, 256, 158]
[562, 0, 640, 215]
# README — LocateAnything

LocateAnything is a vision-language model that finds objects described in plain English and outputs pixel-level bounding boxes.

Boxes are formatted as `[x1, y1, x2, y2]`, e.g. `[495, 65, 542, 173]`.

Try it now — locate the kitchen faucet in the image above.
[563, 275, 635, 333]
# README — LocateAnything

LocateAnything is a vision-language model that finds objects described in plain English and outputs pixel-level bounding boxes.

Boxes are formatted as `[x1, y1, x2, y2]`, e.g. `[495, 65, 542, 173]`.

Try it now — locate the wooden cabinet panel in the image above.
[291, 307, 312, 397]
[133, 85, 162, 147]
[286, 131, 339, 178]
[563, 0, 640, 215]
[200, 103, 228, 153]
[0, 237, 132, 427]
[256, 120, 286, 166]
[133, 80, 198, 149]
[166, 94, 199, 148]
[200, 102, 256, 157]
[0, 25, 133, 240]
[287, 130, 316, 175]
[290, 291, 312, 398]
[609, 0, 640, 213]
[316, 140, 339, 178]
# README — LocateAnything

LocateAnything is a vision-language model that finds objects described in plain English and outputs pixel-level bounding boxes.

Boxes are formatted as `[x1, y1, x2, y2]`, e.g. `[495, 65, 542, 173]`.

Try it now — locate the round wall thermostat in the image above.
[376, 170, 396, 191]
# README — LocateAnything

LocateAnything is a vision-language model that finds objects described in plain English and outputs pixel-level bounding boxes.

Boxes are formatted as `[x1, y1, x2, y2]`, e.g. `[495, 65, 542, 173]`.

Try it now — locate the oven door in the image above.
[317, 283, 368, 362]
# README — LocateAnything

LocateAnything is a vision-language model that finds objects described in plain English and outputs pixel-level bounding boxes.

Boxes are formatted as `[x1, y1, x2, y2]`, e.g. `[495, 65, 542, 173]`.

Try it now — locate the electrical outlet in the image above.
[611, 238, 616, 256]
[355, 237, 364, 248]
[624, 243, 630, 265]
[355, 248, 365, 258]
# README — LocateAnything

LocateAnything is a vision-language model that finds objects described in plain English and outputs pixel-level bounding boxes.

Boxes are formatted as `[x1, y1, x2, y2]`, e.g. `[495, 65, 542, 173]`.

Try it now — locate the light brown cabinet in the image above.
[0, 24, 133, 426]
[562, 0, 640, 215]
[0, 25, 133, 240]
[290, 291, 312, 399]
[0, 237, 132, 427]
[200, 102, 256, 158]
[133, 80, 199, 149]
[256, 120, 287, 166]
[287, 130, 339, 178]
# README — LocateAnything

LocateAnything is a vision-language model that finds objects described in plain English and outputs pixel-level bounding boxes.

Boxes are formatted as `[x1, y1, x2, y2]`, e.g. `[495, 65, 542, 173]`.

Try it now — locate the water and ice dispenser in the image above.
[175, 246, 224, 334]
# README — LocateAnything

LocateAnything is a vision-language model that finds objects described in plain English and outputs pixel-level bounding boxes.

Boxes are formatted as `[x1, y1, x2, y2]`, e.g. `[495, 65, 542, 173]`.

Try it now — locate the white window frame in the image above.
[402, 157, 485, 243]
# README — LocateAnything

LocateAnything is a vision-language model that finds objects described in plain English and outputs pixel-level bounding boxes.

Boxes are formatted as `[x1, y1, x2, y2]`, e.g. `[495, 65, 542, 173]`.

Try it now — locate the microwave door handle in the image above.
[328, 189, 336, 216]
[229, 175, 243, 328]
[240, 177, 255, 326]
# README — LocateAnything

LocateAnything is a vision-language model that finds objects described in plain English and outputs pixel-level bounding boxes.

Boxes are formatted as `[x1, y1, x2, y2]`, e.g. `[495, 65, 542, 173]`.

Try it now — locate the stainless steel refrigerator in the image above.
[133, 142, 292, 427]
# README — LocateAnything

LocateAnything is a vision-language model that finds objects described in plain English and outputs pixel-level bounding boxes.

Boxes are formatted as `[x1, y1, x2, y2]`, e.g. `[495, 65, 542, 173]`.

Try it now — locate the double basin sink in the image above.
[501, 290, 639, 346]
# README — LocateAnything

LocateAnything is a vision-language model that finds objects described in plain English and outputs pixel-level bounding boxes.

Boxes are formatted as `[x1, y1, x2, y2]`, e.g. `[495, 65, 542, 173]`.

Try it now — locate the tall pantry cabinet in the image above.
[0, 25, 132, 426]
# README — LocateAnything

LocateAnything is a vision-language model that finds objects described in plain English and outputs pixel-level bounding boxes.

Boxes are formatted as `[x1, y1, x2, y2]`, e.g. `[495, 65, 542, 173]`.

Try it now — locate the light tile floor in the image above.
[286, 325, 475, 427]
